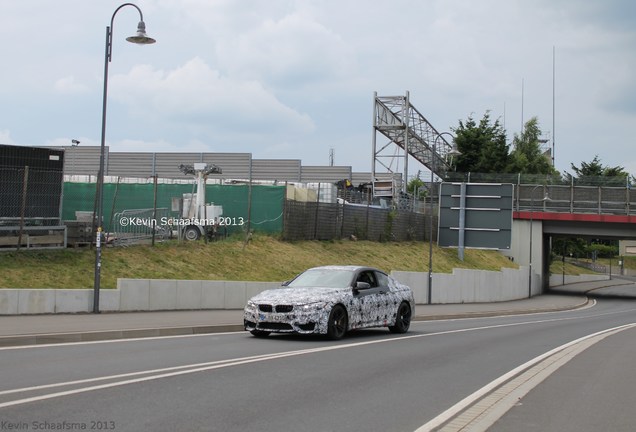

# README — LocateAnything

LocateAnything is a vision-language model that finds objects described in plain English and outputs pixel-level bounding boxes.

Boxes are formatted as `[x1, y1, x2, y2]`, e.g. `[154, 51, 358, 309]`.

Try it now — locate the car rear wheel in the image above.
[389, 301, 411, 334]
[250, 330, 271, 338]
[326, 305, 348, 340]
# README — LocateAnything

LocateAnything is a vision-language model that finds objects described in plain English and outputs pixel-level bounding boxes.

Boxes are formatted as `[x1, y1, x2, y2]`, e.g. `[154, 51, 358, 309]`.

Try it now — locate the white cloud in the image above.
[109, 57, 315, 137]
[216, 11, 356, 88]
[1, 0, 635, 176]
[54, 76, 89, 95]
[0, 129, 15, 145]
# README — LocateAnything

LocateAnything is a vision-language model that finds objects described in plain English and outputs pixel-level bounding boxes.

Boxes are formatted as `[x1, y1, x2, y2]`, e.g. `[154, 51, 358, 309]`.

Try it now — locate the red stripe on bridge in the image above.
[513, 212, 636, 224]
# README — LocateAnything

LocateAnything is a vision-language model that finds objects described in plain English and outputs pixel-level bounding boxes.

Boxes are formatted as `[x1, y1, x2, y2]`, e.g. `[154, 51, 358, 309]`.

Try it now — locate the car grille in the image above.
[297, 323, 315, 331]
[259, 322, 293, 331]
[258, 304, 294, 313]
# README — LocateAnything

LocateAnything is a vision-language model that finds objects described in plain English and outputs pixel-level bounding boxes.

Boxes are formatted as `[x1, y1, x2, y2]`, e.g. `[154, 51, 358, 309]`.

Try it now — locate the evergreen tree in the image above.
[568, 155, 629, 178]
[452, 112, 509, 173]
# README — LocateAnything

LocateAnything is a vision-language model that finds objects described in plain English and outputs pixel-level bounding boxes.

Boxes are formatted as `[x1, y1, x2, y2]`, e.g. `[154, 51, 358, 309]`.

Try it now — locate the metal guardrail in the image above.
[515, 184, 634, 216]
[439, 173, 634, 216]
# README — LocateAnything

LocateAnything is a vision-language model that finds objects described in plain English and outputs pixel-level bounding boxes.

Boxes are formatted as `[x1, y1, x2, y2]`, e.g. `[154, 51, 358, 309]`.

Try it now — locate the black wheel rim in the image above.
[397, 303, 411, 329]
[331, 307, 346, 337]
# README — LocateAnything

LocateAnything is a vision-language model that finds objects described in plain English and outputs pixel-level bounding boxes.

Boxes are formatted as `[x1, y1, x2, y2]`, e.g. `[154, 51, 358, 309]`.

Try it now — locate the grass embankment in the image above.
[549, 261, 598, 276]
[0, 235, 519, 289]
[548, 255, 636, 276]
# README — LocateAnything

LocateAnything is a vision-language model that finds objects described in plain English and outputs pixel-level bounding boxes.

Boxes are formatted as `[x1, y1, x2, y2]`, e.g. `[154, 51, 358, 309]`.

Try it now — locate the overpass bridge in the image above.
[499, 180, 635, 294]
[513, 182, 636, 238]
[434, 176, 635, 295]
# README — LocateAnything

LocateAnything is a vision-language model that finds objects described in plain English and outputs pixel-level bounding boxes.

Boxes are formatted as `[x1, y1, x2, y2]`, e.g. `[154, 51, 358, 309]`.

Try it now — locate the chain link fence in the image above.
[1, 163, 633, 250]
[61, 178, 286, 246]
[283, 200, 432, 242]
[0, 166, 66, 249]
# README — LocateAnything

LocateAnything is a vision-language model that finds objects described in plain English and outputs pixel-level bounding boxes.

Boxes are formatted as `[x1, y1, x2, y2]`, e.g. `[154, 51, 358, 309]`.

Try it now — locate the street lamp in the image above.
[528, 185, 549, 298]
[427, 132, 460, 304]
[93, 3, 156, 313]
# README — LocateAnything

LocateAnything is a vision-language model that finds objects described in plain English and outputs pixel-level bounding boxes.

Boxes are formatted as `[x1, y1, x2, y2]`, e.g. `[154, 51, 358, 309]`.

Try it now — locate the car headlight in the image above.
[245, 300, 257, 310]
[300, 302, 328, 311]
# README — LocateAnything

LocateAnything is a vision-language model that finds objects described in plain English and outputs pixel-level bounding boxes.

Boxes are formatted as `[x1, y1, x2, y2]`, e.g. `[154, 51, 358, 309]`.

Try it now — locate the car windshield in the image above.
[287, 268, 355, 289]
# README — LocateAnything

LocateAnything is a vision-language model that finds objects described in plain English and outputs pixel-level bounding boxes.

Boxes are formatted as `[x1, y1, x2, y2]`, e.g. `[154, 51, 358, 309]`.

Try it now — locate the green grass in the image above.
[0, 234, 520, 289]
[548, 254, 636, 276]
[549, 260, 600, 276]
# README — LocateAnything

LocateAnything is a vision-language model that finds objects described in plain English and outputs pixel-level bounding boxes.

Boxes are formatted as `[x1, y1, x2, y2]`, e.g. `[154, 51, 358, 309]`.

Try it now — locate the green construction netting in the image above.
[62, 182, 285, 234]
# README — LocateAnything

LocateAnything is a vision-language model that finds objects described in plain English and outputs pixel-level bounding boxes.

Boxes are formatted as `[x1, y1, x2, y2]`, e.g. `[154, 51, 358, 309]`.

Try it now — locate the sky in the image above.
[0, 0, 634, 178]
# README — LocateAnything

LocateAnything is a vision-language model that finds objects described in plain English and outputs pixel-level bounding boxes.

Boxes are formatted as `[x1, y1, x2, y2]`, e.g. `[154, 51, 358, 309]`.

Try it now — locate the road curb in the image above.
[413, 297, 590, 322]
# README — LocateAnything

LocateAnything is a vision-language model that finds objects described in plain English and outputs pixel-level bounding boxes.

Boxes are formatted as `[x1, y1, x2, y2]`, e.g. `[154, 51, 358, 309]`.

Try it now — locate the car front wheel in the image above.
[326, 305, 348, 340]
[389, 301, 411, 334]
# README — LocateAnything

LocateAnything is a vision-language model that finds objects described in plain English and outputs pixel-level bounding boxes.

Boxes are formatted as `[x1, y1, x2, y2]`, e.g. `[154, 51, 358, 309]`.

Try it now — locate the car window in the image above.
[357, 270, 378, 287]
[375, 271, 389, 289]
[288, 269, 355, 288]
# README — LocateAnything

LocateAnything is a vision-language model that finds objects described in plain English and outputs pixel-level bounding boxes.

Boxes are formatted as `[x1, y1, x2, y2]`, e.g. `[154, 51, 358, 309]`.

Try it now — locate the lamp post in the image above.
[427, 132, 460, 305]
[93, 3, 155, 313]
[528, 185, 549, 298]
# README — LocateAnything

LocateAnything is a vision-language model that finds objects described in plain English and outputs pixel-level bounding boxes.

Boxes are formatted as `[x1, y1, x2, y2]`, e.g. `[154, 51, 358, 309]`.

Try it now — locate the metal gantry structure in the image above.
[372, 91, 455, 195]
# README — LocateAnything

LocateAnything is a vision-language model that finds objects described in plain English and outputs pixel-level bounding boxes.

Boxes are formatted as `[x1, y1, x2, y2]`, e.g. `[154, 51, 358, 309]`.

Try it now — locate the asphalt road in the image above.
[1, 299, 635, 432]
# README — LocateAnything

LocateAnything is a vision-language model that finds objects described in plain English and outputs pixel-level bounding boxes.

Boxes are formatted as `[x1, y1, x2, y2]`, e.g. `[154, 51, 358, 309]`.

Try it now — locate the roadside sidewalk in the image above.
[0, 293, 589, 348]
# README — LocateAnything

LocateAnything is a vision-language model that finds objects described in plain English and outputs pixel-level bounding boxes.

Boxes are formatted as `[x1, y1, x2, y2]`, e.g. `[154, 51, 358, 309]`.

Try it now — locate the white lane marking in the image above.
[414, 322, 636, 432]
[0, 350, 316, 397]
[0, 331, 244, 351]
[1, 309, 634, 409]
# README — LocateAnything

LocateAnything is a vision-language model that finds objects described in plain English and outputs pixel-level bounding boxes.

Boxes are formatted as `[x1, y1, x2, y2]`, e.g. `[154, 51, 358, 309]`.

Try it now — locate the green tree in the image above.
[564, 155, 632, 186]
[407, 171, 427, 199]
[568, 155, 630, 178]
[452, 112, 509, 173]
[506, 117, 555, 175]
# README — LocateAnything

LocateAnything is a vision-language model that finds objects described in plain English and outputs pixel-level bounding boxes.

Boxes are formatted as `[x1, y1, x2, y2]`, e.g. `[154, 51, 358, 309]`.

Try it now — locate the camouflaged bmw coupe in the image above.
[243, 265, 414, 340]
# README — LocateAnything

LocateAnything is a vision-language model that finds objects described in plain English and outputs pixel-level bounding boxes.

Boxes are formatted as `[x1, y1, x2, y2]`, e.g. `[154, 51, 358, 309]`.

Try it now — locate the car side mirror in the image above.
[281, 280, 291, 286]
[355, 281, 371, 290]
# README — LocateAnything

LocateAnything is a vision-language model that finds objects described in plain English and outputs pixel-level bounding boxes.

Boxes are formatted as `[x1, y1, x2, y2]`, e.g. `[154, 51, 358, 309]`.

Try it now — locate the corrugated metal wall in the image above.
[252, 159, 301, 181]
[352, 172, 372, 185]
[203, 153, 251, 180]
[61, 146, 101, 176]
[55, 146, 369, 184]
[300, 166, 352, 183]
[107, 152, 155, 178]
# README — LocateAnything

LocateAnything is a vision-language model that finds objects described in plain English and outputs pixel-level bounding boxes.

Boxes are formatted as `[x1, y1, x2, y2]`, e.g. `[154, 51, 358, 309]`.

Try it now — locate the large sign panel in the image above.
[438, 183, 513, 250]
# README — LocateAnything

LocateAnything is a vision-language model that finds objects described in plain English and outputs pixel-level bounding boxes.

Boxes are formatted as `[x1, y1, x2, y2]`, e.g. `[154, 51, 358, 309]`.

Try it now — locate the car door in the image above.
[372, 271, 397, 325]
[351, 269, 387, 327]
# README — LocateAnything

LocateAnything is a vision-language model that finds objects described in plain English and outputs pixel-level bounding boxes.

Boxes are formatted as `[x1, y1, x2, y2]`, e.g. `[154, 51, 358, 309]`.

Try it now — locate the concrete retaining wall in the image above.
[0, 280, 281, 315]
[0, 267, 541, 315]
[0, 271, 616, 316]
[391, 267, 535, 304]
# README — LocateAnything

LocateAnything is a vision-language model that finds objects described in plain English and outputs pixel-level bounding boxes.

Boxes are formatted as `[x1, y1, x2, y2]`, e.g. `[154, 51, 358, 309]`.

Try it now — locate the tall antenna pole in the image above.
[329, 148, 335, 167]
[552, 46, 556, 167]
[503, 101, 506, 142]
[521, 78, 524, 135]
